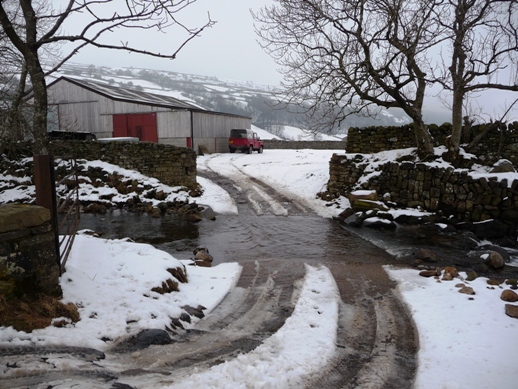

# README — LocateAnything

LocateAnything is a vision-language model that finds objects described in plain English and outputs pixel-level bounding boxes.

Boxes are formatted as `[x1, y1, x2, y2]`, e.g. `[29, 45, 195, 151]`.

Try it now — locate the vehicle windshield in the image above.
[230, 129, 247, 138]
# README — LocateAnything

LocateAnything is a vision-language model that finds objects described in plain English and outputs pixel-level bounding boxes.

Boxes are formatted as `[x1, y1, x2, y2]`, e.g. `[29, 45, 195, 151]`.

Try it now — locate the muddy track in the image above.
[1, 156, 418, 388]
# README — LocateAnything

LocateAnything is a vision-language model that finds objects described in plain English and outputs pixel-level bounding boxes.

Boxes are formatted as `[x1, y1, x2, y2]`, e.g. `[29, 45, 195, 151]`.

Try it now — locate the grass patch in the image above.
[0, 294, 80, 333]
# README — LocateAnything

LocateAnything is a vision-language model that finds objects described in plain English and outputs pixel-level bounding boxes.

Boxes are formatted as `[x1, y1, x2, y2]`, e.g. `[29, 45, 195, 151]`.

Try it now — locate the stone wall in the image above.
[327, 154, 518, 223]
[49, 140, 197, 188]
[263, 140, 346, 150]
[0, 204, 61, 298]
[346, 122, 518, 165]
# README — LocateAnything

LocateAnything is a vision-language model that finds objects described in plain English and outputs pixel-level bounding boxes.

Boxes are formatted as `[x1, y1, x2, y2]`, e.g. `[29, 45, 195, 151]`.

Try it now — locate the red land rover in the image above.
[228, 129, 264, 154]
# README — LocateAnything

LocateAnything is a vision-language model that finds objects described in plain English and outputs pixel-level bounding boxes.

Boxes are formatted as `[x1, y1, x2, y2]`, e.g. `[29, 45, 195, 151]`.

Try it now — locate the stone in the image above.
[487, 279, 501, 286]
[466, 271, 478, 281]
[504, 304, 518, 319]
[419, 269, 440, 277]
[506, 278, 518, 287]
[0, 204, 50, 233]
[351, 199, 389, 213]
[501, 290, 518, 302]
[348, 190, 378, 203]
[442, 272, 453, 281]
[459, 286, 475, 295]
[490, 159, 516, 173]
[194, 248, 213, 262]
[362, 217, 397, 230]
[414, 249, 437, 263]
[473, 219, 510, 240]
[482, 251, 505, 269]
[444, 266, 459, 278]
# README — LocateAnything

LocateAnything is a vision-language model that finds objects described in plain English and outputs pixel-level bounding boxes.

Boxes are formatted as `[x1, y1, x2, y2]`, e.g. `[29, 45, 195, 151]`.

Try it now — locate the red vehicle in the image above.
[228, 129, 264, 154]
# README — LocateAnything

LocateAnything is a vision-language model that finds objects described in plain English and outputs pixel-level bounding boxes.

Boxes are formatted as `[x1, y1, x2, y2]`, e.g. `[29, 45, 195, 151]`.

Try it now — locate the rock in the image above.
[419, 269, 440, 277]
[491, 159, 516, 173]
[442, 272, 453, 281]
[151, 207, 161, 218]
[466, 271, 478, 281]
[506, 278, 518, 287]
[344, 213, 364, 227]
[194, 259, 212, 267]
[122, 329, 172, 350]
[487, 279, 501, 286]
[473, 219, 510, 240]
[394, 214, 426, 225]
[478, 244, 511, 263]
[459, 286, 475, 295]
[415, 249, 437, 263]
[348, 190, 378, 204]
[335, 207, 354, 221]
[482, 251, 505, 269]
[194, 248, 213, 262]
[351, 199, 389, 213]
[444, 266, 459, 278]
[501, 290, 518, 302]
[362, 217, 397, 230]
[505, 304, 518, 319]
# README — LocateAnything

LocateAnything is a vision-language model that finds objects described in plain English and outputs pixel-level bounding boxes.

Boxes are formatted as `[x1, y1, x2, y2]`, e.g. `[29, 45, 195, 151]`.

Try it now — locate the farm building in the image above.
[46, 77, 251, 153]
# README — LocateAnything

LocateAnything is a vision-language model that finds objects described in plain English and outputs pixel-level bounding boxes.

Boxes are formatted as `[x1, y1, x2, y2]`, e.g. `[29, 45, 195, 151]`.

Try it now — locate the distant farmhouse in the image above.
[47, 77, 251, 153]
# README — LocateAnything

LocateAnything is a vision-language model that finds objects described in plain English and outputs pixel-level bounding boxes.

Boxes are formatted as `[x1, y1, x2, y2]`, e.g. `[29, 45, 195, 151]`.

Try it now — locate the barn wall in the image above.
[193, 112, 251, 153]
[48, 80, 109, 137]
[157, 111, 191, 139]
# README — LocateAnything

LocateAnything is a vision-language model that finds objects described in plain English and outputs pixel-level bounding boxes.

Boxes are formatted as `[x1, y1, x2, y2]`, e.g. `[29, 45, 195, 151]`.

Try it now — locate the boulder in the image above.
[505, 304, 518, 319]
[348, 190, 378, 203]
[351, 199, 389, 213]
[501, 290, 518, 302]
[415, 249, 437, 263]
[472, 219, 510, 240]
[482, 251, 505, 269]
[459, 285, 475, 295]
[362, 217, 397, 230]
[490, 159, 516, 173]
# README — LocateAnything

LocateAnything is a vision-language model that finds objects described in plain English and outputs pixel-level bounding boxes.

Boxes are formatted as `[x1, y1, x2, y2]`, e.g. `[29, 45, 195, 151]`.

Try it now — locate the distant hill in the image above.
[50, 62, 414, 139]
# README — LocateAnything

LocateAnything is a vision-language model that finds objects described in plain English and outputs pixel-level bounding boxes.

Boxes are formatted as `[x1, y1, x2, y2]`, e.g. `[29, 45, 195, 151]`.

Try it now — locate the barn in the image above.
[46, 77, 252, 153]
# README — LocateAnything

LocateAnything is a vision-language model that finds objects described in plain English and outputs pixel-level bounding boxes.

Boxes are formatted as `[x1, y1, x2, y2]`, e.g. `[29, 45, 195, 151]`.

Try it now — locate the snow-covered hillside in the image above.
[48, 62, 409, 139]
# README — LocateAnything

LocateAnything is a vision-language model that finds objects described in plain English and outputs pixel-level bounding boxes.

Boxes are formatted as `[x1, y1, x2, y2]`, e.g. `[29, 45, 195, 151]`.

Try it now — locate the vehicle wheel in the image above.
[229, 147, 235, 153]
[248, 145, 253, 154]
[259, 146, 263, 154]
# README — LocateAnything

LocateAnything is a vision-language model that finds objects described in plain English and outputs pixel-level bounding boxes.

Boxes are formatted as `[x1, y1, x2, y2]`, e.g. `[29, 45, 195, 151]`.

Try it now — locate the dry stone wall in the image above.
[49, 140, 197, 188]
[0, 204, 61, 298]
[346, 122, 518, 165]
[328, 154, 518, 223]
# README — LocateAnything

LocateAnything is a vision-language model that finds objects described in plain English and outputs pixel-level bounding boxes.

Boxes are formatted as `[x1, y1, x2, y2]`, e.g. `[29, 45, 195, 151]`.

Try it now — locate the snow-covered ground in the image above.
[1, 148, 518, 388]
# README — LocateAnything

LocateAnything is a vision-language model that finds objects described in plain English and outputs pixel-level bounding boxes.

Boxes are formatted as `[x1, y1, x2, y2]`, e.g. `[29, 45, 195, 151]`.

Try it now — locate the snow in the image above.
[1, 146, 518, 387]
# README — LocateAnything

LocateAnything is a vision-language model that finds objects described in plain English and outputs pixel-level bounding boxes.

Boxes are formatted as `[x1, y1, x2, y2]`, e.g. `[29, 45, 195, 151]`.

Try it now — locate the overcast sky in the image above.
[67, 0, 281, 86]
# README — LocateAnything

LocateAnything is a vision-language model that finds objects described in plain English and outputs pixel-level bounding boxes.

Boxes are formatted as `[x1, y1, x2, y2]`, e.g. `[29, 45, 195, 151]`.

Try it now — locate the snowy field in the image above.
[1, 148, 518, 388]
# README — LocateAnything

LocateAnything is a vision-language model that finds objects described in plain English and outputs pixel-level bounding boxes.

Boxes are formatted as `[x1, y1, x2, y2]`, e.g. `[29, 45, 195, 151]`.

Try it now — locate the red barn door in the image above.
[112, 113, 158, 143]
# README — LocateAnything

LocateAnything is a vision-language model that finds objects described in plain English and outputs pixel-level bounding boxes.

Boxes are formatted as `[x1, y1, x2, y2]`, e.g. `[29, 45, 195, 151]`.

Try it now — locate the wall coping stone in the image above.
[0, 204, 50, 234]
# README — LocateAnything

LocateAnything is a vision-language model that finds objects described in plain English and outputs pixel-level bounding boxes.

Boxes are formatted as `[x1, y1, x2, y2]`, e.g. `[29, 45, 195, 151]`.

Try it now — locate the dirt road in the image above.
[1, 155, 417, 388]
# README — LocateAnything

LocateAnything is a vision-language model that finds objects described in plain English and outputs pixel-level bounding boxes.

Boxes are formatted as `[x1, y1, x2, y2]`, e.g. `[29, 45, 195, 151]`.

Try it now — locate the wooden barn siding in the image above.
[48, 80, 107, 136]
[192, 112, 251, 153]
[157, 110, 191, 140]
[192, 112, 250, 138]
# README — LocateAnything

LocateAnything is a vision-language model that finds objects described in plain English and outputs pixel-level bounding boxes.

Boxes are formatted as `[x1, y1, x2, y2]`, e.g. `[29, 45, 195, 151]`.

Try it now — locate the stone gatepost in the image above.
[0, 204, 61, 299]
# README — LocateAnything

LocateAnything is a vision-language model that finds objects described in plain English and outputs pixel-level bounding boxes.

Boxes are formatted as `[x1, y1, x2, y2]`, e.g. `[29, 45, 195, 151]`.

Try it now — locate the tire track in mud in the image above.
[200, 156, 418, 388]
[2, 154, 418, 388]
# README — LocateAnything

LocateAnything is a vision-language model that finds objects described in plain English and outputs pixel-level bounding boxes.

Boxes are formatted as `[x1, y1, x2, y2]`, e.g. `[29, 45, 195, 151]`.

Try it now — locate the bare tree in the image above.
[434, 0, 518, 161]
[254, 0, 445, 158]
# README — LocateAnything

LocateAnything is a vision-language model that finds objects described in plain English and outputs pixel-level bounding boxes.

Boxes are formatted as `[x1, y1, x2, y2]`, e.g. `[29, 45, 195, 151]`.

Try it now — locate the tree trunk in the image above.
[413, 117, 434, 160]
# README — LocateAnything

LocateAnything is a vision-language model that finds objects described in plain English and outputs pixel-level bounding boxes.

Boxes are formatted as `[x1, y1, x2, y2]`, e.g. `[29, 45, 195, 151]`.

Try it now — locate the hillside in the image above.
[51, 62, 411, 139]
